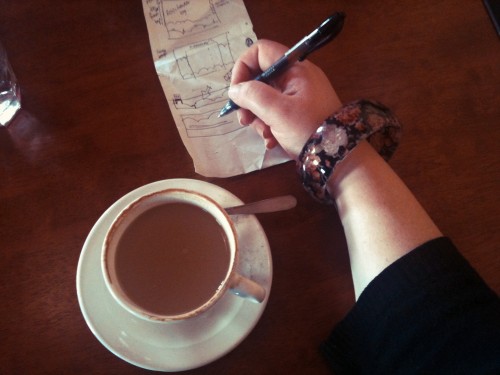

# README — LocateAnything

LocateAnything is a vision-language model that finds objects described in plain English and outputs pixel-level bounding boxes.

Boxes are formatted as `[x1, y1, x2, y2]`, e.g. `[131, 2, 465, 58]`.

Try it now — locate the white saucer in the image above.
[76, 179, 272, 371]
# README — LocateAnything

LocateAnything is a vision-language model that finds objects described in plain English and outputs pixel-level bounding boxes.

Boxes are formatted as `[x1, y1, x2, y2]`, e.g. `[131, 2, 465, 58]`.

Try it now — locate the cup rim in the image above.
[102, 188, 239, 323]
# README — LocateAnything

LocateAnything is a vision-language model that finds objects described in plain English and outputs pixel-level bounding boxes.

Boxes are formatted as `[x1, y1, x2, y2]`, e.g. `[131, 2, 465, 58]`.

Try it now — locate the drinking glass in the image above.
[0, 42, 21, 126]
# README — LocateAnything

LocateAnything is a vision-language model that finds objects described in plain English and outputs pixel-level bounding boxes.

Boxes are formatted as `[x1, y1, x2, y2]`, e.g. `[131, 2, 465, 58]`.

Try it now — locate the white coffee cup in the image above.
[102, 188, 266, 323]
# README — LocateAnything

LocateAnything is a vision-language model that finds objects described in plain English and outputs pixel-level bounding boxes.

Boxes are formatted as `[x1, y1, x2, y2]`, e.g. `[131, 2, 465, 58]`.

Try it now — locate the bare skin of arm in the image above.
[328, 141, 441, 298]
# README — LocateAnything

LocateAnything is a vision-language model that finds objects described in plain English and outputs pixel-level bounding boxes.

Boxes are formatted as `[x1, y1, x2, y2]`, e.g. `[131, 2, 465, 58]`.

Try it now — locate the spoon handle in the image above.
[225, 195, 297, 215]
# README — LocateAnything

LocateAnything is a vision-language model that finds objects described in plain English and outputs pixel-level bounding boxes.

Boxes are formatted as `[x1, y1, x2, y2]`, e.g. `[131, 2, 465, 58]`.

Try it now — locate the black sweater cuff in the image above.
[321, 237, 500, 374]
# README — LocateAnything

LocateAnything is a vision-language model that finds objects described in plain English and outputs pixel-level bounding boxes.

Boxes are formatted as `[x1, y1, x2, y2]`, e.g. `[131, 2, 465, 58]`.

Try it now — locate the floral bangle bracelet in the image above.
[297, 99, 402, 205]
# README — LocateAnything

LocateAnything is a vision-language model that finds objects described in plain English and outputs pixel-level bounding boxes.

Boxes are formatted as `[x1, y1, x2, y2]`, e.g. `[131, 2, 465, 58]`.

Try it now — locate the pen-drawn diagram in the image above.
[172, 85, 228, 110]
[181, 109, 240, 138]
[142, 0, 276, 175]
[174, 33, 234, 80]
[146, 0, 220, 39]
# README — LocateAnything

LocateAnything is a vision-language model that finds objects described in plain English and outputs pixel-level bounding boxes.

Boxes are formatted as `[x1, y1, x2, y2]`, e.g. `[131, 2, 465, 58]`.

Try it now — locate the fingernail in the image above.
[265, 139, 274, 149]
[228, 84, 241, 99]
[237, 111, 246, 126]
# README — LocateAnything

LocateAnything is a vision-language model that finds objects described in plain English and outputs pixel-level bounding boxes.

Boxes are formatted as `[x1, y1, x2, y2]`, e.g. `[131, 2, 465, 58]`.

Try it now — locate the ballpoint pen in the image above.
[218, 11, 345, 118]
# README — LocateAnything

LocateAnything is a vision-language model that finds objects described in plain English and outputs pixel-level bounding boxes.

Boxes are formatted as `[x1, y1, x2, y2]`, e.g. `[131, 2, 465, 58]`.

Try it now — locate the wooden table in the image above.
[1, 1, 499, 374]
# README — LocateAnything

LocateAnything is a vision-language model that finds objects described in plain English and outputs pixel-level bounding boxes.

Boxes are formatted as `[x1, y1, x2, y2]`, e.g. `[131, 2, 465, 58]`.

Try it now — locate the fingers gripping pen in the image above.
[218, 12, 345, 118]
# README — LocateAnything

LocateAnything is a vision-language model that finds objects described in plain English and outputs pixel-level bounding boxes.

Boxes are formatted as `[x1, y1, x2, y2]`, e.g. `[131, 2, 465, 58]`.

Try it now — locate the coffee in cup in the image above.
[102, 188, 266, 322]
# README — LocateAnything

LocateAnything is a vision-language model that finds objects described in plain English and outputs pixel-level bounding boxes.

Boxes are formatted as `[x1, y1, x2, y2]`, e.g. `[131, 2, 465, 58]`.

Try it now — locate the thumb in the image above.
[228, 81, 287, 124]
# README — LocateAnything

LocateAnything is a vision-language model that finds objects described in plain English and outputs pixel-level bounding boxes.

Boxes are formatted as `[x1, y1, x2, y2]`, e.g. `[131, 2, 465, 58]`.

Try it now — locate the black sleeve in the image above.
[321, 237, 500, 375]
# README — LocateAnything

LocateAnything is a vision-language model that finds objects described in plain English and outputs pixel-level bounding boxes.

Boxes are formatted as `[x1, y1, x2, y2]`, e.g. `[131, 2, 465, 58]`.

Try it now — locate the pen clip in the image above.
[298, 12, 345, 61]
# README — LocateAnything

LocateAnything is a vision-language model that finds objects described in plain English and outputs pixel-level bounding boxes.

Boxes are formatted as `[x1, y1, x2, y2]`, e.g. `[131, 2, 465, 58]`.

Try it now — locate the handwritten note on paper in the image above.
[142, 0, 290, 177]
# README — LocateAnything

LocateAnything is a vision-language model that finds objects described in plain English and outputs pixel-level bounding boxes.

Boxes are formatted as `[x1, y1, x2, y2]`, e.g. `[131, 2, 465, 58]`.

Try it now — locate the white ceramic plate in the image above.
[76, 179, 272, 371]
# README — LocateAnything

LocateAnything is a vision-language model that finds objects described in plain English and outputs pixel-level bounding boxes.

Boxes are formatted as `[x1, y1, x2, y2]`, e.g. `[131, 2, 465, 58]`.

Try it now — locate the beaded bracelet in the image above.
[297, 99, 402, 205]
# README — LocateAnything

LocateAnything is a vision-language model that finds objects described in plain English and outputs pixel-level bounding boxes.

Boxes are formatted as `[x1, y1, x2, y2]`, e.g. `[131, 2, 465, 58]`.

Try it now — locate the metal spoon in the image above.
[224, 195, 297, 215]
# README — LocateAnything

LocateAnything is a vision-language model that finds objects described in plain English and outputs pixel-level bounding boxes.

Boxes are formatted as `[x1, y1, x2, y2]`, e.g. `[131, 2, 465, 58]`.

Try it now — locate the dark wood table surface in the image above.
[1, 1, 499, 374]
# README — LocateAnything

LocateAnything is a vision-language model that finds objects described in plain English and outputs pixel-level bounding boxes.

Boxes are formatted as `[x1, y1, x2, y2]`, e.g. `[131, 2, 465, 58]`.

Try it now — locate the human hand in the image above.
[228, 39, 342, 158]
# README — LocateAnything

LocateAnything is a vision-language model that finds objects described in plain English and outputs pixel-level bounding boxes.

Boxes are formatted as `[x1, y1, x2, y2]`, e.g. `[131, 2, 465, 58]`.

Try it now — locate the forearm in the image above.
[328, 141, 442, 298]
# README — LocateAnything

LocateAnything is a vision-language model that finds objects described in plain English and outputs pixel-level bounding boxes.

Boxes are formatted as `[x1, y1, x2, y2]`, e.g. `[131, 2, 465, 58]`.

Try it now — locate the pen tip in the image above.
[218, 104, 230, 118]
[218, 99, 238, 118]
